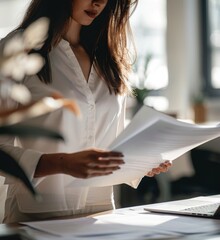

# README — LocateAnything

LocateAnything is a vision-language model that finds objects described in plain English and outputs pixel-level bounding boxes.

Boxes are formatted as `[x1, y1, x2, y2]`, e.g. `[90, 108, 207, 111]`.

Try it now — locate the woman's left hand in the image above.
[146, 160, 172, 177]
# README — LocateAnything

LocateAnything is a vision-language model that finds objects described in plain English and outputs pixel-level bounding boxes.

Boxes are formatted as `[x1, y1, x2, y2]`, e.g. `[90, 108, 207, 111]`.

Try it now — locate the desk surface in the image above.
[3, 203, 220, 240]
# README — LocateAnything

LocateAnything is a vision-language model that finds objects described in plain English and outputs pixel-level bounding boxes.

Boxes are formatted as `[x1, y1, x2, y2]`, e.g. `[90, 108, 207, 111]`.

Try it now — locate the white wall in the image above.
[165, 0, 202, 119]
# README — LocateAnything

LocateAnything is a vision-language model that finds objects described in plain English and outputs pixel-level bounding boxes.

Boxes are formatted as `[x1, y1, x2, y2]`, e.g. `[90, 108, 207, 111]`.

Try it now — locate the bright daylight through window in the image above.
[130, 0, 168, 111]
[209, 0, 220, 89]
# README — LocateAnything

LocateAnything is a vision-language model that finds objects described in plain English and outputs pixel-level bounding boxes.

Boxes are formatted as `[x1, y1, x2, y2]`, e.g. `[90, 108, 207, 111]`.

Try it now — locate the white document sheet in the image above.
[69, 106, 220, 187]
[22, 206, 220, 239]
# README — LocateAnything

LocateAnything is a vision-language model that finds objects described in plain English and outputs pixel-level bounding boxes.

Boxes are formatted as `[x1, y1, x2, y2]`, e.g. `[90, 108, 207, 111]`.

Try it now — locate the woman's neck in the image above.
[64, 20, 81, 46]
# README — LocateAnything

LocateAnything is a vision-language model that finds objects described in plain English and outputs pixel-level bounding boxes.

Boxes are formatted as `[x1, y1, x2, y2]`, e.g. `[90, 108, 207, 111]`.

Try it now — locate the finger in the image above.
[160, 161, 172, 169]
[87, 172, 114, 178]
[151, 167, 161, 175]
[96, 158, 125, 167]
[146, 171, 155, 177]
[164, 160, 172, 166]
[88, 158, 124, 168]
[89, 166, 121, 173]
[98, 151, 124, 158]
[159, 163, 169, 172]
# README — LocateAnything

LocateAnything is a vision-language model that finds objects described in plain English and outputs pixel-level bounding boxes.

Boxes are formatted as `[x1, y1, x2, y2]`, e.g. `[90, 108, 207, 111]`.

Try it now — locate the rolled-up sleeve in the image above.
[0, 135, 43, 186]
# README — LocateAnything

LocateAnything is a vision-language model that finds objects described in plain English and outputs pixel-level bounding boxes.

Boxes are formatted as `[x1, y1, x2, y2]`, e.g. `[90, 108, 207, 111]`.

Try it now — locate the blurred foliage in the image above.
[0, 18, 79, 198]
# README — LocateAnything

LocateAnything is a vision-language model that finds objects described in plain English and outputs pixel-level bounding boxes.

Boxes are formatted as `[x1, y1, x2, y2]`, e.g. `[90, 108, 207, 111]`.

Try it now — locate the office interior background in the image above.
[0, 0, 220, 219]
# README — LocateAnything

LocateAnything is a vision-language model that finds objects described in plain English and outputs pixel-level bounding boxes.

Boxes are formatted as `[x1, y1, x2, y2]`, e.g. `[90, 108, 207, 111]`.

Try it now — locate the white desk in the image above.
[12, 203, 220, 240]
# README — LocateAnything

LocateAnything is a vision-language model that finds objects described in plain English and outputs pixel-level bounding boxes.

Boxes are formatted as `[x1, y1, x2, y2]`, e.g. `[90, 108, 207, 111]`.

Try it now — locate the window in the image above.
[202, 0, 220, 97]
[130, 0, 168, 111]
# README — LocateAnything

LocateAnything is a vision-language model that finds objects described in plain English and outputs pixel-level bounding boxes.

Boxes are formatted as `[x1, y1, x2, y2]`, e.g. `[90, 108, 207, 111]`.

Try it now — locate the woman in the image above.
[0, 0, 171, 223]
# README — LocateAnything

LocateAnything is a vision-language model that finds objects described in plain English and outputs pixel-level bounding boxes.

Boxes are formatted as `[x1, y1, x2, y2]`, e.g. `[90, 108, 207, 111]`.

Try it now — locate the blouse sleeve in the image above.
[0, 135, 43, 186]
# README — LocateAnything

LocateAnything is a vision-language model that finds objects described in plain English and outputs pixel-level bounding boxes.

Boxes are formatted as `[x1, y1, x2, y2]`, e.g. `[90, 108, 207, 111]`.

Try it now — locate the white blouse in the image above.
[0, 39, 128, 223]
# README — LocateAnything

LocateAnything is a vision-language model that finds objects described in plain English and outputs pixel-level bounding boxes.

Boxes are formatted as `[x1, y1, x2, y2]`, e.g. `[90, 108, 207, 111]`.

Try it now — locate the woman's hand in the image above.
[35, 148, 124, 179]
[146, 160, 172, 177]
[62, 149, 125, 178]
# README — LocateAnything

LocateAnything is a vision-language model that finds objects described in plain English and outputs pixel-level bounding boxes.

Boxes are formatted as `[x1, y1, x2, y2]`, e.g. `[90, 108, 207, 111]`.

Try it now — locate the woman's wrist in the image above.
[34, 153, 67, 177]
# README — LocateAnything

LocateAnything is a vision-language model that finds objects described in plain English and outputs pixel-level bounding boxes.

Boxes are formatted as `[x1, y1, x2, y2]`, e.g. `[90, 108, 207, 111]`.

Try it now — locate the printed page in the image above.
[22, 206, 220, 237]
[68, 106, 220, 188]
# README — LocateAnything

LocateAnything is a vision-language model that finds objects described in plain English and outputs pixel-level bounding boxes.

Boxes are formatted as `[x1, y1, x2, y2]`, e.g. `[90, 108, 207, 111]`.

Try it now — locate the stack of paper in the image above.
[22, 204, 220, 239]
[70, 106, 220, 188]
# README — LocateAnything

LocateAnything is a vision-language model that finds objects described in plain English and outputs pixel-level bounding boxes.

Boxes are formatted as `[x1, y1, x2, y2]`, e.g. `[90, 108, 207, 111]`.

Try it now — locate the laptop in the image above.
[144, 195, 220, 219]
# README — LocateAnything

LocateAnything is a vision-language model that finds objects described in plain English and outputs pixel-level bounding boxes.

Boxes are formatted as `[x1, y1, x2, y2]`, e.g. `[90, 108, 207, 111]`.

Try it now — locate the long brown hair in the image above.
[18, 0, 138, 94]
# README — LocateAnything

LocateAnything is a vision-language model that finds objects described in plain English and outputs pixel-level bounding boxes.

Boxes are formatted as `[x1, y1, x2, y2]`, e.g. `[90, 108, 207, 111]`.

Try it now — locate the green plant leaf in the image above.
[0, 124, 64, 141]
[133, 88, 150, 104]
[0, 149, 37, 197]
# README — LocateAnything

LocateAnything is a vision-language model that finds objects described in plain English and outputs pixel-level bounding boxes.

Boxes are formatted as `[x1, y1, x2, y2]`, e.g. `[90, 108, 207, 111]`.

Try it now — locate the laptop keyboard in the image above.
[183, 202, 220, 214]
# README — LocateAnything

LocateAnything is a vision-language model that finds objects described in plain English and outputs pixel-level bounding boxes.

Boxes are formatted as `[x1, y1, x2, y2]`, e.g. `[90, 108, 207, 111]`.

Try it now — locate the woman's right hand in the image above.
[62, 149, 125, 178]
[35, 149, 124, 179]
